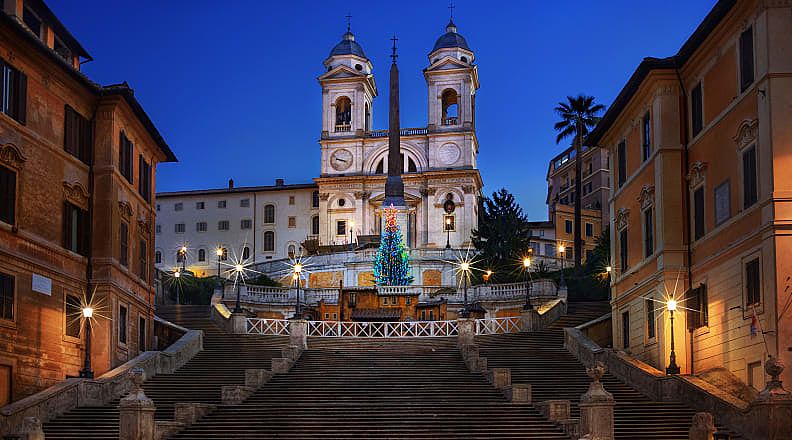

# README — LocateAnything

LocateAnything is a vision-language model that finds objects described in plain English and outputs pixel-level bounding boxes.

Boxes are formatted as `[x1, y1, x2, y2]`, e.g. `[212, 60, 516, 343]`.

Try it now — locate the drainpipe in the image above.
[674, 57, 695, 374]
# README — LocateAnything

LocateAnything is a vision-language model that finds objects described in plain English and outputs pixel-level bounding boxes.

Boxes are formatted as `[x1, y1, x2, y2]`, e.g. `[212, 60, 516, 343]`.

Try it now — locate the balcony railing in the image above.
[369, 127, 428, 138]
[334, 124, 351, 132]
[441, 117, 459, 126]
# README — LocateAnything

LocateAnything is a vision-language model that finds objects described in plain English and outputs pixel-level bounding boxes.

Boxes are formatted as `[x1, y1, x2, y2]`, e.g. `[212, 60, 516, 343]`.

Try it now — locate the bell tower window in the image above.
[335, 97, 352, 132]
[375, 159, 384, 174]
[365, 103, 371, 132]
[441, 89, 459, 126]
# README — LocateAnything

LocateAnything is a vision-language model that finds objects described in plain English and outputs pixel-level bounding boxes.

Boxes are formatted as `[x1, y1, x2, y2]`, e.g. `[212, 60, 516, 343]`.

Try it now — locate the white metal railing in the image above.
[475, 316, 522, 335]
[307, 320, 458, 338]
[246, 318, 291, 335]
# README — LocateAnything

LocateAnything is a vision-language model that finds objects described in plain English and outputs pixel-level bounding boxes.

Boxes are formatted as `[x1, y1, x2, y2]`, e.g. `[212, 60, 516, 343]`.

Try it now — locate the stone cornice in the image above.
[62, 181, 90, 210]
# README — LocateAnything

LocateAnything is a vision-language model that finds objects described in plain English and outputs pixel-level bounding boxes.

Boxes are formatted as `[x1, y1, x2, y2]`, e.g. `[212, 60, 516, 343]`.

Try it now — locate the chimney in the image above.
[275, 178, 284, 186]
[228, 179, 234, 189]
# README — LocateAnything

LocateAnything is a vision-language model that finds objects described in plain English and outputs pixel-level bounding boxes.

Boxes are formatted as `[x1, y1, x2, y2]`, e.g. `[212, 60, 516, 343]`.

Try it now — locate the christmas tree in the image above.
[373, 205, 413, 286]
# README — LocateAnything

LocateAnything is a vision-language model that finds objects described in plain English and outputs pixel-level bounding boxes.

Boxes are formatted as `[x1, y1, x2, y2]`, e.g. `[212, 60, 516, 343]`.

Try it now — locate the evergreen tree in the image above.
[373, 206, 414, 286]
[471, 189, 531, 279]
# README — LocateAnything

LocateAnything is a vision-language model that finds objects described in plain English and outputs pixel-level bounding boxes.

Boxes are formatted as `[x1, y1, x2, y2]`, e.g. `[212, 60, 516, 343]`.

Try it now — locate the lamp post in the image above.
[79, 306, 94, 378]
[558, 244, 567, 288]
[484, 269, 493, 284]
[293, 263, 303, 319]
[523, 257, 533, 310]
[216, 247, 224, 298]
[349, 220, 355, 250]
[179, 246, 187, 272]
[173, 269, 181, 305]
[666, 298, 681, 375]
[605, 265, 612, 301]
[445, 217, 452, 249]
[233, 264, 243, 313]
[459, 262, 471, 318]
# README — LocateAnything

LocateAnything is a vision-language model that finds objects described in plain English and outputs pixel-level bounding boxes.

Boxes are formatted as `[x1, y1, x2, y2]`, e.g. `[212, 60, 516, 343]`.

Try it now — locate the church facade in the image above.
[155, 21, 483, 276]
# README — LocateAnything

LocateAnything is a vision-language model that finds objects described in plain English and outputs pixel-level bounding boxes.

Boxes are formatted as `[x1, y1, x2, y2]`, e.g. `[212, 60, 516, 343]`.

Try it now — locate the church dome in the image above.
[431, 20, 470, 53]
[329, 31, 368, 58]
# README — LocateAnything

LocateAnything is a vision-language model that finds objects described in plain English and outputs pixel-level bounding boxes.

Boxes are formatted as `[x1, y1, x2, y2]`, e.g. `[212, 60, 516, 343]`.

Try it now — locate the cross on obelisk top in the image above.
[345, 13, 352, 32]
[390, 34, 398, 63]
[448, 1, 455, 20]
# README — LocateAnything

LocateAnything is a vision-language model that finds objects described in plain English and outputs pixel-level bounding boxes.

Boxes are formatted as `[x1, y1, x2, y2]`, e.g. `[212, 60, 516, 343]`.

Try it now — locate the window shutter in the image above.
[80, 115, 93, 164]
[14, 70, 26, 125]
[743, 147, 757, 208]
[63, 203, 72, 249]
[0, 167, 15, 225]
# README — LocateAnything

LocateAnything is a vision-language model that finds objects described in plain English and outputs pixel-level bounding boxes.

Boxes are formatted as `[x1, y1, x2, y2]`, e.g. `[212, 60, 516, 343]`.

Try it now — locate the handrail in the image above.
[245, 318, 291, 336]
[475, 316, 522, 335]
[306, 320, 459, 337]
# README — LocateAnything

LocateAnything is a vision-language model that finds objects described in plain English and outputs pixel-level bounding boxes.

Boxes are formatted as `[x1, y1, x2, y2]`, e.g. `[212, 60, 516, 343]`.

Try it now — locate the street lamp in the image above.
[558, 244, 567, 288]
[483, 269, 493, 284]
[445, 217, 452, 249]
[293, 263, 303, 319]
[665, 298, 681, 375]
[79, 306, 94, 378]
[179, 246, 187, 272]
[459, 262, 471, 318]
[173, 269, 181, 305]
[233, 264, 244, 313]
[523, 257, 533, 310]
[349, 220, 355, 250]
[216, 247, 224, 297]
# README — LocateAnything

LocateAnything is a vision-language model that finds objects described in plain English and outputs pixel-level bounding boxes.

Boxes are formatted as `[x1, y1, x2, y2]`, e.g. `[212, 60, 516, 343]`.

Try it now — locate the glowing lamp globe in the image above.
[667, 299, 677, 312]
[174, 271, 181, 278]
[558, 244, 565, 253]
[82, 307, 93, 319]
[460, 262, 470, 272]
[606, 266, 612, 273]
[234, 264, 244, 273]
[294, 263, 303, 274]
[523, 257, 531, 268]
[216, 248, 223, 256]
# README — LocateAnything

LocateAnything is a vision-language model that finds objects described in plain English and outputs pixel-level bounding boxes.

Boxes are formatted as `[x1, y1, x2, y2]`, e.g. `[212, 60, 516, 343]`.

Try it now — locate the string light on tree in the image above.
[373, 205, 413, 286]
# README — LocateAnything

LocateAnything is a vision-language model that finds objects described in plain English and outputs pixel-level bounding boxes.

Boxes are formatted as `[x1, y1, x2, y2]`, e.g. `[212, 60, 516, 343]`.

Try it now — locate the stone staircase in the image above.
[41, 305, 289, 440]
[170, 337, 569, 439]
[478, 301, 739, 440]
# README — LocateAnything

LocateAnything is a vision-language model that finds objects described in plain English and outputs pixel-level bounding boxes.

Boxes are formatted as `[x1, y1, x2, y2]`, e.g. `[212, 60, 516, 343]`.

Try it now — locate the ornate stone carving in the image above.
[137, 216, 151, 235]
[62, 181, 90, 209]
[462, 185, 475, 194]
[733, 119, 759, 151]
[581, 362, 613, 403]
[118, 201, 133, 219]
[353, 191, 370, 200]
[319, 192, 330, 201]
[0, 143, 26, 170]
[687, 161, 707, 189]
[616, 208, 630, 231]
[637, 185, 655, 210]
[756, 356, 791, 401]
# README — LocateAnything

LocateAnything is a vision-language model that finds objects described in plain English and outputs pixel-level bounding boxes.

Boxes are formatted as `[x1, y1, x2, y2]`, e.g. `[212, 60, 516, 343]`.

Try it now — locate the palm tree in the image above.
[554, 95, 605, 275]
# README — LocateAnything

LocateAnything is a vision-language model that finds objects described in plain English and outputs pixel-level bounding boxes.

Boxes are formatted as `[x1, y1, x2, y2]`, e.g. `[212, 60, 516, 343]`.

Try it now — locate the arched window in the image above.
[312, 190, 319, 208]
[242, 246, 250, 259]
[288, 244, 296, 259]
[408, 157, 417, 173]
[312, 215, 320, 235]
[375, 159, 384, 174]
[335, 97, 352, 131]
[364, 103, 371, 132]
[198, 249, 206, 262]
[155, 251, 161, 264]
[264, 204, 275, 223]
[441, 89, 459, 125]
[263, 231, 275, 252]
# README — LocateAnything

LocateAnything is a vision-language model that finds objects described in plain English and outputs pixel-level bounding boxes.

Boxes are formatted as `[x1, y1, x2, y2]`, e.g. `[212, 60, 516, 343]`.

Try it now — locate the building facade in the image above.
[589, 0, 792, 390]
[155, 20, 484, 280]
[0, 0, 174, 404]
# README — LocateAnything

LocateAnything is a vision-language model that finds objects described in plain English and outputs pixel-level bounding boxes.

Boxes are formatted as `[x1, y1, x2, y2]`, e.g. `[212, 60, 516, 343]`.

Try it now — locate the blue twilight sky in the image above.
[49, 0, 715, 220]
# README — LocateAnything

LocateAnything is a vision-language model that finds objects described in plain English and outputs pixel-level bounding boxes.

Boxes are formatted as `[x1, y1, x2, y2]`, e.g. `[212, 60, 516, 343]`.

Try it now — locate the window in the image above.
[196, 201, 205, 210]
[375, 160, 384, 174]
[138, 239, 147, 280]
[585, 223, 593, 237]
[335, 96, 352, 130]
[264, 205, 275, 223]
[289, 196, 295, 205]
[288, 244, 296, 259]
[218, 200, 227, 209]
[155, 224, 161, 234]
[288, 216, 296, 228]
[337, 220, 347, 236]
[0, 57, 27, 124]
[138, 156, 152, 203]
[118, 304, 128, 345]
[241, 219, 252, 230]
[311, 215, 320, 235]
[646, 298, 655, 340]
[642, 112, 651, 161]
[242, 246, 250, 260]
[714, 181, 731, 226]
[218, 220, 230, 231]
[312, 191, 320, 208]
[175, 223, 185, 233]
[687, 284, 708, 329]
[338, 198, 346, 207]
[619, 228, 628, 271]
[694, 186, 705, 240]
[196, 222, 207, 232]
[441, 89, 459, 125]
[691, 82, 703, 137]
[544, 244, 556, 257]
[739, 27, 754, 92]
[0, 165, 16, 226]
[617, 140, 626, 188]
[174, 203, 183, 211]
[64, 106, 92, 164]
[565, 220, 573, 234]
[743, 145, 758, 209]
[119, 221, 129, 267]
[156, 204, 160, 211]
[745, 257, 761, 307]
[583, 182, 592, 195]
[63, 202, 88, 255]
[23, 6, 42, 36]
[263, 231, 275, 252]
[198, 249, 206, 262]
[138, 316, 146, 351]
[119, 131, 133, 183]
[240, 198, 250, 208]
[65, 294, 81, 338]
[0, 272, 13, 321]
[155, 251, 161, 264]
[622, 310, 630, 349]
[406, 297, 411, 305]
[643, 208, 654, 258]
